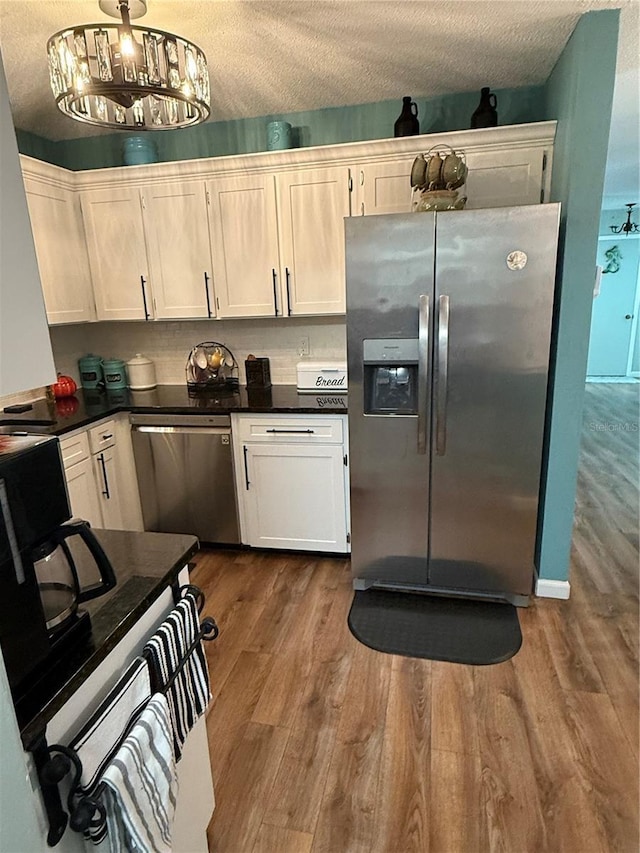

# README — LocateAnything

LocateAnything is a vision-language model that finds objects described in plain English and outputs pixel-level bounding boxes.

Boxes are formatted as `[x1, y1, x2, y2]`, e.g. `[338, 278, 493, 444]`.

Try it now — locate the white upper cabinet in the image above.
[356, 147, 549, 217]
[355, 158, 416, 216]
[141, 181, 215, 319]
[207, 173, 280, 318]
[23, 122, 555, 326]
[81, 186, 151, 321]
[23, 175, 94, 324]
[464, 146, 547, 208]
[276, 166, 351, 316]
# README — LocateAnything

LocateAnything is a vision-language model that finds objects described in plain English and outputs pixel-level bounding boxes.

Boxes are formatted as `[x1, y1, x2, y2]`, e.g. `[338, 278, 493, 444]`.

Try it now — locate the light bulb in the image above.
[120, 31, 134, 57]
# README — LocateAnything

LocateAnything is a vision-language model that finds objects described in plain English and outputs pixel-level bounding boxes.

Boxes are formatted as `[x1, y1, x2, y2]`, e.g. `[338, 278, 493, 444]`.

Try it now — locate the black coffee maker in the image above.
[0, 434, 116, 699]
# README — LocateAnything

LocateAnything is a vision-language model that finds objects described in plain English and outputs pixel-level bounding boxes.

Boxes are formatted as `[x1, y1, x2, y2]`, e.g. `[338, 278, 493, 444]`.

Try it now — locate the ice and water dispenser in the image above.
[363, 339, 419, 415]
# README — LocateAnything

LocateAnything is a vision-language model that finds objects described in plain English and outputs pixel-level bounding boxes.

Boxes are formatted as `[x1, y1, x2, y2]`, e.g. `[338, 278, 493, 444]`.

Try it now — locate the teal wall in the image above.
[537, 9, 620, 582]
[17, 86, 545, 171]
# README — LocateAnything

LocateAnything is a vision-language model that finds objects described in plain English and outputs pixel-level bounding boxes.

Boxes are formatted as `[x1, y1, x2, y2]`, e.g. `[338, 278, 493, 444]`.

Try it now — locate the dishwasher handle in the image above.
[132, 425, 230, 435]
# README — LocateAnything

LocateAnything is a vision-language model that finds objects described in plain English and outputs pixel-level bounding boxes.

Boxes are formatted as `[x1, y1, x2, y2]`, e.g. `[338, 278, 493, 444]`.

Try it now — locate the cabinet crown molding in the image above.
[21, 121, 556, 191]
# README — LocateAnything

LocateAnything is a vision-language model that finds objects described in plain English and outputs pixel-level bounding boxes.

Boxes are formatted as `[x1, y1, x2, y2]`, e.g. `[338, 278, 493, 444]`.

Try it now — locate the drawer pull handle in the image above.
[101, 433, 113, 440]
[265, 429, 315, 434]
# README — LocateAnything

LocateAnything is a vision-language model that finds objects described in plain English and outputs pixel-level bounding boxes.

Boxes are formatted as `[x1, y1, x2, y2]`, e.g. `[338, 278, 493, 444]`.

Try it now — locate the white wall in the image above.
[0, 653, 45, 852]
[50, 317, 347, 386]
[0, 52, 55, 398]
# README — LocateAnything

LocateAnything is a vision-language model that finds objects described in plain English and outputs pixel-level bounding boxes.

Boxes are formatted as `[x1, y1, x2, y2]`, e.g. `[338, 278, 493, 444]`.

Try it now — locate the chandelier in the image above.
[47, 0, 210, 130]
[610, 203, 639, 236]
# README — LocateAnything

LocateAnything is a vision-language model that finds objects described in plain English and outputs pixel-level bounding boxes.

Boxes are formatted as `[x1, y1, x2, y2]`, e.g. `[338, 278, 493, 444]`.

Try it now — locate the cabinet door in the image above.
[23, 179, 94, 324]
[357, 159, 416, 216]
[207, 174, 280, 318]
[81, 187, 151, 320]
[64, 457, 103, 528]
[243, 443, 347, 551]
[94, 447, 126, 529]
[465, 146, 546, 208]
[141, 181, 214, 319]
[276, 167, 351, 315]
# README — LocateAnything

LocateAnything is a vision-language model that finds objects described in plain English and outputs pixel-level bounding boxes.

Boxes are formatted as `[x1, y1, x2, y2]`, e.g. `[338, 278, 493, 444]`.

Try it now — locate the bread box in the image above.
[296, 361, 347, 393]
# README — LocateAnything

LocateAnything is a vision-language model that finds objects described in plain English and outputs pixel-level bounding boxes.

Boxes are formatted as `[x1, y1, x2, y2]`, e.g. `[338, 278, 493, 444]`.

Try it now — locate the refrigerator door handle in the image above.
[436, 294, 450, 456]
[417, 294, 430, 454]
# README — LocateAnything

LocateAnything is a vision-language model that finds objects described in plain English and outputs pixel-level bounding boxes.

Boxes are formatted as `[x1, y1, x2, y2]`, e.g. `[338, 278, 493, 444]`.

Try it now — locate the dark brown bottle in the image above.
[394, 96, 420, 137]
[470, 87, 498, 129]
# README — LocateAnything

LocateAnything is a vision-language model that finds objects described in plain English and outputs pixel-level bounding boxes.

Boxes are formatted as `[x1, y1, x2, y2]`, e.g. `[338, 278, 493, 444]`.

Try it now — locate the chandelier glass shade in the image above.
[47, 2, 210, 130]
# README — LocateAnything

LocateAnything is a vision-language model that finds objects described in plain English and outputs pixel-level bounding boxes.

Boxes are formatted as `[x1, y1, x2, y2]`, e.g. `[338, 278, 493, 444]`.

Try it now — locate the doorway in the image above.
[587, 231, 640, 379]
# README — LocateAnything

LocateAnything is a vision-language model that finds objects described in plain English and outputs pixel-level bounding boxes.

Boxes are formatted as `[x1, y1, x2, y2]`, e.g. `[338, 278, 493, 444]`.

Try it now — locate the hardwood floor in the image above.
[193, 383, 639, 853]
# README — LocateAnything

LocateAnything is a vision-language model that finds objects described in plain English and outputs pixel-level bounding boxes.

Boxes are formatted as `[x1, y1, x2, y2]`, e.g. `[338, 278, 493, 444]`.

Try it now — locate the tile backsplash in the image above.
[0, 387, 46, 409]
[50, 317, 347, 386]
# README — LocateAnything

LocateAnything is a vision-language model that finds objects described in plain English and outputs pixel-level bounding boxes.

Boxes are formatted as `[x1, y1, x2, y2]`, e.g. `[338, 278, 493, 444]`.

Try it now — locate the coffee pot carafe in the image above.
[32, 521, 116, 632]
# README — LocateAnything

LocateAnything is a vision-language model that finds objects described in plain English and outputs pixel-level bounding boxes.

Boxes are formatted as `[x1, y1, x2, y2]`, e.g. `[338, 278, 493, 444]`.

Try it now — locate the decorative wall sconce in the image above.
[602, 245, 621, 274]
[610, 203, 639, 236]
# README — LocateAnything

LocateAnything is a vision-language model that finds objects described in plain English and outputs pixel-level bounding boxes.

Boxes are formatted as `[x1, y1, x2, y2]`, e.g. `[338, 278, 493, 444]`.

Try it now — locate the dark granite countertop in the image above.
[16, 528, 198, 747]
[1, 385, 348, 436]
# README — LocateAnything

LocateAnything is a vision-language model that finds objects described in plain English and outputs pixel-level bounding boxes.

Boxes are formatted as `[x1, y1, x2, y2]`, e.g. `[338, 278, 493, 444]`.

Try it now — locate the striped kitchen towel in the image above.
[69, 657, 151, 846]
[101, 693, 178, 853]
[143, 594, 211, 760]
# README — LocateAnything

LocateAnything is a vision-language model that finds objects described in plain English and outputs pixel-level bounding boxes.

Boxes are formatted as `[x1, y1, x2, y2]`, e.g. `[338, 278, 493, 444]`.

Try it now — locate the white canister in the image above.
[126, 353, 157, 390]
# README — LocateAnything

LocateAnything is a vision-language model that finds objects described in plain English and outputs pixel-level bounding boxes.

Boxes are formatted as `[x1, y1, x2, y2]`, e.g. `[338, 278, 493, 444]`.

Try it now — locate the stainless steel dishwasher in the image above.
[131, 414, 240, 544]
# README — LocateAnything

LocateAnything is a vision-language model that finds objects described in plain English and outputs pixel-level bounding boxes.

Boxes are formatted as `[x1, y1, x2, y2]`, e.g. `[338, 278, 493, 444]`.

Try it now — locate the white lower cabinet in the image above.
[233, 413, 350, 553]
[64, 455, 103, 528]
[93, 443, 125, 529]
[60, 416, 143, 531]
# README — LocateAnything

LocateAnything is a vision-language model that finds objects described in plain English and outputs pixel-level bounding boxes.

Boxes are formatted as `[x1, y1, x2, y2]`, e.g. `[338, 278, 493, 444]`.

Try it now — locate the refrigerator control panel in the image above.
[363, 338, 418, 364]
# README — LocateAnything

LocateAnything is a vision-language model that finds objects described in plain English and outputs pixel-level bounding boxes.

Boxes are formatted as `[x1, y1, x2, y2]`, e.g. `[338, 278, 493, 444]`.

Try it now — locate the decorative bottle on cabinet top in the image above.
[394, 97, 420, 137]
[470, 87, 498, 129]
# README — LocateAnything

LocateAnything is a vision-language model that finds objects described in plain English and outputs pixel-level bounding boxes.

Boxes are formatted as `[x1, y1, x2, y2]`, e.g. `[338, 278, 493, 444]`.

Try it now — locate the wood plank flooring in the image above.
[193, 383, 639, 853]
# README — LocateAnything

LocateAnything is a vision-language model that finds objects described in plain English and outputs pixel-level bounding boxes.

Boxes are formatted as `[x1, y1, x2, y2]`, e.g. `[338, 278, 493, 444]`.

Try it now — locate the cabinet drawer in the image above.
[236, 416, 344, 444]
[88, 419, 116, 454]
[59, 431, 90, 467]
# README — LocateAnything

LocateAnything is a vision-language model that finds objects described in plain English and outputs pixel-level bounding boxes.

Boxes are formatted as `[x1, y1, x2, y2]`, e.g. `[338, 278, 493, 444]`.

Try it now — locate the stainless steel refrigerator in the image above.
[346, 205, 560, 606]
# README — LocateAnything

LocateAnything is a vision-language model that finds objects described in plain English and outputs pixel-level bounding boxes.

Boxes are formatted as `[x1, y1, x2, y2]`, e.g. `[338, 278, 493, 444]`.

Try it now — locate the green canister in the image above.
[101, 358, 128, 390]
[78, 354, 104, 390]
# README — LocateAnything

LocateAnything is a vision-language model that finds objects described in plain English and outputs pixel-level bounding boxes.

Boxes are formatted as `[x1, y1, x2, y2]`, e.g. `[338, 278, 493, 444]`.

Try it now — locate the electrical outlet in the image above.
[297, 336, 310, 357]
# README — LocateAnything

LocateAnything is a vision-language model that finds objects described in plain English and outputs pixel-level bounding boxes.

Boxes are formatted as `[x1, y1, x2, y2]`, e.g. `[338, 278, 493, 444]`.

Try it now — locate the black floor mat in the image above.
[348, 589, 522, 665]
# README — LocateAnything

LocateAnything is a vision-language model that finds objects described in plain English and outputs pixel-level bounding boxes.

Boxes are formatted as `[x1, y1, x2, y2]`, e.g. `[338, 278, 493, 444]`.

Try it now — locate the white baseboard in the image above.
[535, 578, 571, 599]
[585, 375, 639, 383]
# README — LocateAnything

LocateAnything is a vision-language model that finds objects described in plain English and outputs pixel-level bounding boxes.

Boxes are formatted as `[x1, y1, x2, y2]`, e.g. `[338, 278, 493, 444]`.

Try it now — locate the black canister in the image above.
[470, 87, 498, 129]
[394, 97, 420, 137]
[245, 356, 272, 388]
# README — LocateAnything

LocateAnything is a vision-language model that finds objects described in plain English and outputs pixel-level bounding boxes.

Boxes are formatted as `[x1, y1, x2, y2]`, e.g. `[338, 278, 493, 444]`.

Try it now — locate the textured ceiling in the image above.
[0, 0, 637, 201]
